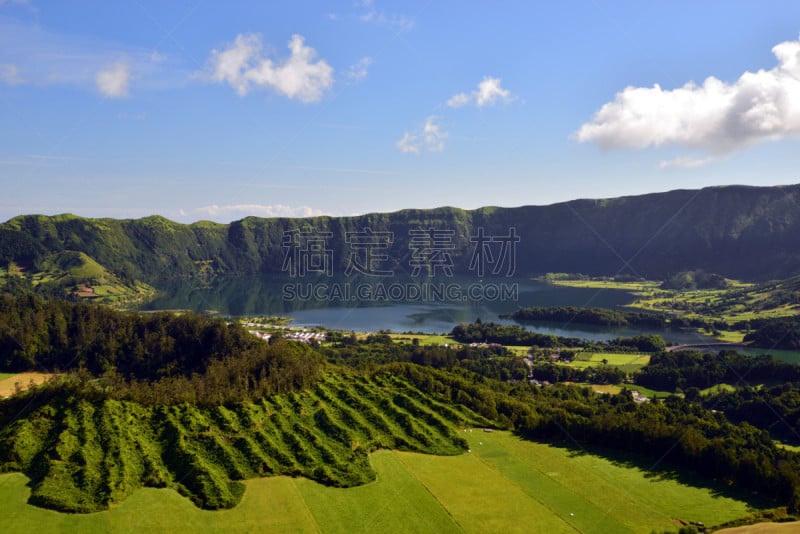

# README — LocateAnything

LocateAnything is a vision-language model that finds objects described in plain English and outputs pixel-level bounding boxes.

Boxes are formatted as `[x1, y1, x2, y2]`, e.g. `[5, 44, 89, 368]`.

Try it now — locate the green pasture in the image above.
[564, 353, 650, 373]
[0, 430, 771, 533]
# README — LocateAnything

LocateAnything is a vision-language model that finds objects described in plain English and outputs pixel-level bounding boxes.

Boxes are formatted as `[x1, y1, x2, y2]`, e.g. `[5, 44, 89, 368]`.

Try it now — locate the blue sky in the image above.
[1, 0, 800, 223]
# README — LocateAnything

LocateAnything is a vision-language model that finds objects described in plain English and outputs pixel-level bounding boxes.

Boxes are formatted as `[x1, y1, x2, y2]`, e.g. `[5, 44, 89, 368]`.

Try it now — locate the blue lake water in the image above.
[142, 275, 718, 345]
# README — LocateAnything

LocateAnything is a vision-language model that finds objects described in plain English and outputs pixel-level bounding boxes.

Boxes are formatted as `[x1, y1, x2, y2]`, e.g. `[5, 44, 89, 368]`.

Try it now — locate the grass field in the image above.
[543, 273, 800, 330]
[540, 276, 662, 292]
[701, 383, 738, 396]
[0, 431, 773, 533]
[388, 333, 455, 346]
[564, 353, 650, 374]
[621, 383, 675, 399]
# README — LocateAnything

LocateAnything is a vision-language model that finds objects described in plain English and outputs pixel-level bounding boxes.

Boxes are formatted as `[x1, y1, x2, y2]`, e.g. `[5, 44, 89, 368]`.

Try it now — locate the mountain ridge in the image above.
[2, 183, 800, 292]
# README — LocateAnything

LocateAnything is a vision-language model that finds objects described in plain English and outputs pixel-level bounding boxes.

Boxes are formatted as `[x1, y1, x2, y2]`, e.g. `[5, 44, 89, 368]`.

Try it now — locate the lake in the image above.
[142, 274, 717, 345]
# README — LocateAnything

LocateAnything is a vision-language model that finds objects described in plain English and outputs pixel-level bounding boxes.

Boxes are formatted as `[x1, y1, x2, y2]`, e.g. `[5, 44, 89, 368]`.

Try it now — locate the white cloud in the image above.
[396, 115, 447, 154]
[346, 56, 372, 82]
[194, 203, 325, 220]
[0, 63, 23, 85]
[447, 76, 512, 108]
[95, 61, 130, 98]
[423, 115, 447, 152]
[396, 132, 420, 154]
[575, 39, 800, 155]
[206, 33, 334, 103]
[658, 156, 715, 170]
[446, 92, 470, 108]
[0, 18, 173, 95]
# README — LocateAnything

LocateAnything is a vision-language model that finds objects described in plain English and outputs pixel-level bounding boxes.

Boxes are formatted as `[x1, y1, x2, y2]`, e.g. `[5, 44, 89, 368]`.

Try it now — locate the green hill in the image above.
[0, 371, 489, 512]
[2, 184, 800, 295]
[0, 250, 155, 305]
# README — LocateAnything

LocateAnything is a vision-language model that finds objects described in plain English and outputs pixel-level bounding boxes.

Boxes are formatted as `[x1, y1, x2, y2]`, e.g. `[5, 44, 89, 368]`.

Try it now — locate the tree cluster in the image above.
[321, 333, 529, 382]
[743, 317, 800, 350]
[636, 350, 800, 391]
[386, 363, 800, 512]
[451, 320, 666, 353]
[0, 295, 322, 404]
[503, 306, 667, 328]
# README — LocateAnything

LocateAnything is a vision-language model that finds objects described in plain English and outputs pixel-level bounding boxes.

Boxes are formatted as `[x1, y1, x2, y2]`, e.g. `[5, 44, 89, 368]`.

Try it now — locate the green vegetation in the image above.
[0, 295, 322, 404]
[0, 372, 485, 512]
[468, 432, 767, 531]
[0, 251, 156, 306]
[636, 350, 800, 391]
[744, 317, 800, 350]
[396, 443, 576, 533]
[296, 450, 463, 533]
[563, 352, 650, 373]
[543, 272, 800, 339]
[4, 288, 800, 530]
[503, 305, 667, 327]
[4, 185, 800, 301]
[661, 270, 732, 290]
[536, 272, 662, 291]
[0, 432, 771, 533]
[704, 382, 800, 446]
[451, 320, 666, 352]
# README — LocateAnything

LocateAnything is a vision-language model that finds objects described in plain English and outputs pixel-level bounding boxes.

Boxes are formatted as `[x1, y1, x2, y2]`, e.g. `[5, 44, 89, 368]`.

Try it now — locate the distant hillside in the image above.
[1, 184, 800, 291]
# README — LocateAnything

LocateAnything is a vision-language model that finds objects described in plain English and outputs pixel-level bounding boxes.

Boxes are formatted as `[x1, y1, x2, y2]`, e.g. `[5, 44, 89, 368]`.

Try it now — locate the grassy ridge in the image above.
[5, 184, 800, 287]
[0, 372, 488, 512]
[0, 431, 771, 533]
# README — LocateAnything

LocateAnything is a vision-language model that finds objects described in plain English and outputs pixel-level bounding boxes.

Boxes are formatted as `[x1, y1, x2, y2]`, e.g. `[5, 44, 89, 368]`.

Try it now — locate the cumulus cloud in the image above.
[206, 33, 334, 103]
[194, 203, 325, 220]
[95, 61, 130, 98]
[346, 56, 372, 82]
[447, 76, 512, 108]
[575, 39, 800, 155]
[396, 116, 447, 154]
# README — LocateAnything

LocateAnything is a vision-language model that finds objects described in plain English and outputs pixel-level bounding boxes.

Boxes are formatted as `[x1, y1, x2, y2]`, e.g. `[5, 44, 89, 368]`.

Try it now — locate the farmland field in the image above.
[0, 431, 772, 533]
[0, 372, 54, 397]
[565, 353, 650, 373]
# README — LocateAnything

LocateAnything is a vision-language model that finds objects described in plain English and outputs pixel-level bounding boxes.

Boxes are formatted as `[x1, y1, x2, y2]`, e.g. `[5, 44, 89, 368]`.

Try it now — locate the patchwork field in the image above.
[0, 431, 772, 533]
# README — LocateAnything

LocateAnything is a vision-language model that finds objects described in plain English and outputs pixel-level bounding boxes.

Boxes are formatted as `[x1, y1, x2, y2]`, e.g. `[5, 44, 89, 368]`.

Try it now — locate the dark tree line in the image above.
[636, 350, 800, 391]
[0, 295, 322, 404]
[503, 306, 667, 328]
[451, 320, 666, 353]
[529, 362, 626, 385]
[704, 382, 800, 446]
[321, 333, 529, 382]
[384, 363, 800, 512]
[743, 317, 800, 350]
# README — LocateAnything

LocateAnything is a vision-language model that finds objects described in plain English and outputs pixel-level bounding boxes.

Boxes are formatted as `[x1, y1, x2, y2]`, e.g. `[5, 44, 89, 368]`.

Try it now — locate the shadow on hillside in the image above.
[517, 433, 775, 510]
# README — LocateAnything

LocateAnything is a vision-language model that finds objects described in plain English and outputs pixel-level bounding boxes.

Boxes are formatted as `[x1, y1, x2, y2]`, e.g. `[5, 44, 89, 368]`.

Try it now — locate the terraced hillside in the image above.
[0, 372, 491, 513]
